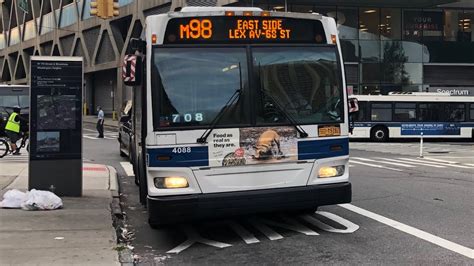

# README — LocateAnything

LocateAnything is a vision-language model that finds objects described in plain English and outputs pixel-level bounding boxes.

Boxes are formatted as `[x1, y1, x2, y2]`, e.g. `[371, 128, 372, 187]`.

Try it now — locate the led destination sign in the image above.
[164, 16, 327, 44]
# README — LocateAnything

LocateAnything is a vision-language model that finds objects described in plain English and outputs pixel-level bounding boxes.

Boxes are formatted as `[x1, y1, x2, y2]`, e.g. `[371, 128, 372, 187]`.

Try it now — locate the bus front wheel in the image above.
[371, 126, 389, 142]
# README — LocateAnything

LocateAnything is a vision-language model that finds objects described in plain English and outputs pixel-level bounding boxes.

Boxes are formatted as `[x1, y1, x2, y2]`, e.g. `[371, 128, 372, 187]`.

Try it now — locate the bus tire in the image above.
[130, 144, 139, 186]
[371, 126, 389, 142]
[148, 220, 164, 230]
[138, 156, 148, 206]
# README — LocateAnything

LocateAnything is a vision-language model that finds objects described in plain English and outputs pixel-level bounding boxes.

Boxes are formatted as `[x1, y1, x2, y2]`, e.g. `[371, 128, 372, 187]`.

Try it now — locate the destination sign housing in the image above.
[164, 16, 327, 44]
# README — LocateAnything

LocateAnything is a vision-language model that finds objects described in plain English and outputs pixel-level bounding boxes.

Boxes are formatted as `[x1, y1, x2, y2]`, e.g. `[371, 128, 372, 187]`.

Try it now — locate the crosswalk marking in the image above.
[82, 128, 118, 140]
[349, 159, 403, 172]
[83, 133, 118, 140]
[352, 157, 415, 168]
[396, 158, 472, 169]
[0, 152, 29, 163]
[422, 157, 459, 164]
[349, 155, 474, 172]
[378, 158, 446, 168]
[120, 161, 134, 176]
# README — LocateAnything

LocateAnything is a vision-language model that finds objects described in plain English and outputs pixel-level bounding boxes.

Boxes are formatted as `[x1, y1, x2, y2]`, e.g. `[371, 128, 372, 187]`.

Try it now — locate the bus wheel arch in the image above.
[371, 126, 389, 142]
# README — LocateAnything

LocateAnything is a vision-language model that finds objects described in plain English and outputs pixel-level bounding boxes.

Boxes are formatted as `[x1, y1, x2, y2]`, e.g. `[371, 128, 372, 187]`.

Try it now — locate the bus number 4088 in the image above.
[172, 147, 192, 153]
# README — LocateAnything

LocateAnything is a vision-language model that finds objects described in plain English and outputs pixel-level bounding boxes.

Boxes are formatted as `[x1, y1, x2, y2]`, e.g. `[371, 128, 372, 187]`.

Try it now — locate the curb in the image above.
[107, 166, 123, 218]
[106, 166, 136, 265]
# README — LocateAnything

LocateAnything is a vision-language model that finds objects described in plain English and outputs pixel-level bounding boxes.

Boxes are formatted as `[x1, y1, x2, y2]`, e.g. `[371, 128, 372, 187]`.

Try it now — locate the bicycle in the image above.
[0, 131, 29, 158]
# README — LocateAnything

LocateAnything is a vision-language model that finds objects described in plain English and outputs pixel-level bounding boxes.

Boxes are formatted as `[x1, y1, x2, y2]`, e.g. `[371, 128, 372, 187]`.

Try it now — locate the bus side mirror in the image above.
[122, 55, 143, 86]
[130, 38, 146, 53]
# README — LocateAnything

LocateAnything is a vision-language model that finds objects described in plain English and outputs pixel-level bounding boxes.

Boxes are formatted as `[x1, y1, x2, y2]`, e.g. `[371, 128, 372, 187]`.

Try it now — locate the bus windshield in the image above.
[152, 46, 343, 130]
[254, 46, 343, 125]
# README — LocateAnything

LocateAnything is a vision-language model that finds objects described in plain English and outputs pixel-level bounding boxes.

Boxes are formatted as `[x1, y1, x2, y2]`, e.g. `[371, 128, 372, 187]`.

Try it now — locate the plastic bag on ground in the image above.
[21, 189, 63, 211]
[0, 189, 27, 208]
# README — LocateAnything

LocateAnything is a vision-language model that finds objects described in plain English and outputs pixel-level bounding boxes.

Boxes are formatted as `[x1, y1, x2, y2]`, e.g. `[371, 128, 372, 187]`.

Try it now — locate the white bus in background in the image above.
[350, 92, 474, 141]
[123, 7, 358, 227]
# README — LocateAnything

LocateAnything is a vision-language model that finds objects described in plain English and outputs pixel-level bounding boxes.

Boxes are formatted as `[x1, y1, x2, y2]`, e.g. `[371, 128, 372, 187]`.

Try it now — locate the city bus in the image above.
[0, 85, 29, 136]
[123, 7, 357, 227]
[350, 92, 474, 141]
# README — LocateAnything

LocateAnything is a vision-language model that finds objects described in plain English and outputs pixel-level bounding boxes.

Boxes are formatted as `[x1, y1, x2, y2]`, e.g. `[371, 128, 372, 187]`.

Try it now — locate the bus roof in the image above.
[164, 7, 325, 20]
[354, 94, 474, 102]
[180, 7, 263, 13]
[0, 84, 28, 88]
[0, 84, 29, 95]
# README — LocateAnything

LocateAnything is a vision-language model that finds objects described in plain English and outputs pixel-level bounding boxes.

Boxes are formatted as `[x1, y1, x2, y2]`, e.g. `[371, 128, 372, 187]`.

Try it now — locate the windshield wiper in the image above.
[258, 64, 308, 138]
[197, 63, 243, 144]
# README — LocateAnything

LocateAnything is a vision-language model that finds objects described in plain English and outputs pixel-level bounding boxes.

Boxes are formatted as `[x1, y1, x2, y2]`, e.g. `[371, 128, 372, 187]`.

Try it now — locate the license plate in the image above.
[319, 126, 341, 137]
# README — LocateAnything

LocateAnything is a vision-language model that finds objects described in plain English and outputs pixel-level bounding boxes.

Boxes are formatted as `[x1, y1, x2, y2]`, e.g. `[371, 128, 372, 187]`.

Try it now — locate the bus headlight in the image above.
[318, 166, 345, 178]
[154, 176, 189, 188]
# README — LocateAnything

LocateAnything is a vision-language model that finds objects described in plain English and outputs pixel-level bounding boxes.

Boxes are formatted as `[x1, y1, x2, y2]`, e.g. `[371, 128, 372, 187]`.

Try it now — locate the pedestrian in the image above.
[97, 106, 104, 138]
[4, 106, 23, 155]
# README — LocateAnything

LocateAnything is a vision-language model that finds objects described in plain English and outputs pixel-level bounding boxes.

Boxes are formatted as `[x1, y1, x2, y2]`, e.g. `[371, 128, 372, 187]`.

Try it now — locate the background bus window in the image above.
[418, 103, 441, 122]
[444, 103, 465, 122]
[371, 102, 392, 121]
[470, 104, 474, 121]
[393, 102, 417, 121]
[354, 101, 368, 122]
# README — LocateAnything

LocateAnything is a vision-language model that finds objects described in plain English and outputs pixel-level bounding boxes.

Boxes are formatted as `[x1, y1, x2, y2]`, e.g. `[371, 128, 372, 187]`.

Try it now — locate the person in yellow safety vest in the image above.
[4, 106, 23, 155]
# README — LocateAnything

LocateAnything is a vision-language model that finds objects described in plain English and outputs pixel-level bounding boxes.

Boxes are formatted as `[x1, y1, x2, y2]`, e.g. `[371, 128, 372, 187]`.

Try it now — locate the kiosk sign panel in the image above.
[29, 56, 83, 196]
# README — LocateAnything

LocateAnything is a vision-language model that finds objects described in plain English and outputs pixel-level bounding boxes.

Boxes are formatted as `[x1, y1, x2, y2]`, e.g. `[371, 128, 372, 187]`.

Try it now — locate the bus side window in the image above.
[470, 104, 474, 121]
[445, 103, 465, 122]
[419, 102, 440, 122]
[355, 101, 367, 122]
[394, 103, 417, 122]
[371, 103, 392, 121]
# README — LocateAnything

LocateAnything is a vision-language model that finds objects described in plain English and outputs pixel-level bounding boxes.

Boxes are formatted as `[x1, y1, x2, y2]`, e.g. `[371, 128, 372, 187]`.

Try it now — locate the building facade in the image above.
[1, 0, 473, 114]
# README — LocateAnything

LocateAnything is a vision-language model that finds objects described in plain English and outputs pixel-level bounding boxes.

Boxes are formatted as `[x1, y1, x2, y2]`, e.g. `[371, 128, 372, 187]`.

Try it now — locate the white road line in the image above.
[248, 219, 283, 240]
[380, 158, 446, 168]
[423, 157, 459, 164]
[228, 221, 260, 244]
[339, 204, 474, 259]
[349, 160, 403, 171]
[349, 160, 403, 172]
[352, 157, 415, 168]
[465, 163, 474, 167]
[397, 158, 473, 169]
[83, 135, 98, 139]
[120, 161, 134, 176]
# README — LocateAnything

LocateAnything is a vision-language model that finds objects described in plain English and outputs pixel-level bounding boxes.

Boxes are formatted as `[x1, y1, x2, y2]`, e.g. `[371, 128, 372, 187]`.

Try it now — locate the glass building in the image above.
[1, 0, 473, 115]
[237, 0, 474, 96]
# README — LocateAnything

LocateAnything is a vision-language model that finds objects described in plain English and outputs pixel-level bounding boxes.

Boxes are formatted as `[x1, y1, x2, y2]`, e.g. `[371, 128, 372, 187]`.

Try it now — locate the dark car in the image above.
[118, 101, 133, 158]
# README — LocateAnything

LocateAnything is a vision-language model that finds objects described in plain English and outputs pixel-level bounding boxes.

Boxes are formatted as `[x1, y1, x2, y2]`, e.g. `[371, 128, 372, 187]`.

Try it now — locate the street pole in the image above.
[419, 131, 424, 158]
[110, 80, 116, 121]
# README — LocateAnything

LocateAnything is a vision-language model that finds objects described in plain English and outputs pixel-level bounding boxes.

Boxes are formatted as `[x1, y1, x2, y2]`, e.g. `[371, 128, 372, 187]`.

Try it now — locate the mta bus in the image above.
[123, 7, 357, 227]
[0, 85, 29, 136]
[350, 92, 474, 141]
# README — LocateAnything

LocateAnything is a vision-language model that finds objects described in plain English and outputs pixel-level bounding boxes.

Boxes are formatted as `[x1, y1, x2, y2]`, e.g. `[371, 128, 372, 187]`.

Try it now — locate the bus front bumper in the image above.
[147, 182, 351, 225]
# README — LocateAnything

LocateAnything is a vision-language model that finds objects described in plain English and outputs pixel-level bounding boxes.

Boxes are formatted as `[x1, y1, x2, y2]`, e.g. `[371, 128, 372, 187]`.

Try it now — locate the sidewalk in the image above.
[83, 115, 119, 129]
[0, 160, 121, 265]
